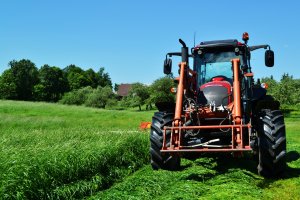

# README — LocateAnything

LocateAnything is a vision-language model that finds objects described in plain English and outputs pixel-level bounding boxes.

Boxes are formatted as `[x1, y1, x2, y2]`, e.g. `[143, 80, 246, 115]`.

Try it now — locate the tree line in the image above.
[0, 59, 112, 102]
[0, 59, 175, 110]
[59, 73, 300, 110]
[58, 77, 175, 110]
[0, 59, 298, 110]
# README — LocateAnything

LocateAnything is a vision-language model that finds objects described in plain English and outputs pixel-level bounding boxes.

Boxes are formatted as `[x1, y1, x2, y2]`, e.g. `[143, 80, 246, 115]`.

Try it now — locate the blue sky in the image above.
[0, 0, 299, 85]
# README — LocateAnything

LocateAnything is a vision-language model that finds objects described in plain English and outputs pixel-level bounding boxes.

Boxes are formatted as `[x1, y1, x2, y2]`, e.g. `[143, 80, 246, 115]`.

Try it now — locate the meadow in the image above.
[0, 100, 151, 199]
[0, 100, 299, 199]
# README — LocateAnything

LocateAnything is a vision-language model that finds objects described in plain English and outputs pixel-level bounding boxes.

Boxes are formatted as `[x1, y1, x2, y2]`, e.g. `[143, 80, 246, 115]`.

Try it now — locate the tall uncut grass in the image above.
[0, 100, 153, 199]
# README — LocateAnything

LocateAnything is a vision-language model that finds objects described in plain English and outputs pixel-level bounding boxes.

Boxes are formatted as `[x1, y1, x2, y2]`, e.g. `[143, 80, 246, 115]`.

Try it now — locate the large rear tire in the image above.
[257, 109, 286, 177]
[150, 112, 180, 170]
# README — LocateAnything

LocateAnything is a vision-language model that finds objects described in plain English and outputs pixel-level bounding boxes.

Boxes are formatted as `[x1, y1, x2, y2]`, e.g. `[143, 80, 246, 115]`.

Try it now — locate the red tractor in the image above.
[150, 33, 286, 177]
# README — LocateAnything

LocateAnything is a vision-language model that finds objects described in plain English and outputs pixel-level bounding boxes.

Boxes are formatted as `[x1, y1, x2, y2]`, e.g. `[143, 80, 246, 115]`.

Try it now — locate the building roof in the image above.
[117, 84, 132, 97]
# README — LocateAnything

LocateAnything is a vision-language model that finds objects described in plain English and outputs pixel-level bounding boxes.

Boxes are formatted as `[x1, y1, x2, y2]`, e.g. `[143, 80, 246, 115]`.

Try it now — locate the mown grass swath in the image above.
[92, 106, 300, 200]
[0, 100, 152, 199]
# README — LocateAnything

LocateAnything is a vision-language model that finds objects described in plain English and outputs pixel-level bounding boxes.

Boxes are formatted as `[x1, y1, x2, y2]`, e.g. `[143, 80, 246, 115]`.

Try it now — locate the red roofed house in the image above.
[117, 84, 132, 98]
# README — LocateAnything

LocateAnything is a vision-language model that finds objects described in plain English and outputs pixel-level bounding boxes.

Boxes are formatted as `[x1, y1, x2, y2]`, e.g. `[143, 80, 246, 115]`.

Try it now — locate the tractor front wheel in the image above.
[257, 109, 287, 177]
[150, 112, 180, 170]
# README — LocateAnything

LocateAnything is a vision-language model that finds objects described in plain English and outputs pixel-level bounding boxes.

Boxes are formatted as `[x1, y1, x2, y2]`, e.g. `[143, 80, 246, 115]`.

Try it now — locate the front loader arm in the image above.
[174, 62, 187, 126]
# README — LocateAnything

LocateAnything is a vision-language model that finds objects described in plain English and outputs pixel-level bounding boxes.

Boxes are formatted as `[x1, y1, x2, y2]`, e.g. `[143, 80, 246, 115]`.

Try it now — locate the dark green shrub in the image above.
[148, 77, 175, 104]
[60, 86, 93, 105]
[84, 86, 115, 108]
[105, 98, 121, 109]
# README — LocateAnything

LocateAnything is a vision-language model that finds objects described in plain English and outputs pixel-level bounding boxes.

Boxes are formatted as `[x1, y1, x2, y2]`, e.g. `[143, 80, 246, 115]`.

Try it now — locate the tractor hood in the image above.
[199, 77, 232, 107]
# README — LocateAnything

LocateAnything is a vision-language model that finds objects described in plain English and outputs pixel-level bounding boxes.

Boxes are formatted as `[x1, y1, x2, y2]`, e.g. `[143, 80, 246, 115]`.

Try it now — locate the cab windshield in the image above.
[194, 51, 242, 85]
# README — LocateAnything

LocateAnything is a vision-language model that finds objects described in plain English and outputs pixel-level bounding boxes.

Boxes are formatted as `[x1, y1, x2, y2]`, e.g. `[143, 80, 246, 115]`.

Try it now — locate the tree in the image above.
[63, 66, 112, 91]
[114, 83, 119, 93]
[262, 74, 300, 105]
[126, 83, 150, 111]
[0, 69, 17, 99]
[59, 86, 94, 105]
[148, 77, 175, 105]
[34, 65, 68, 101]
[274, 73, 300, 105]
[85, 68, 100, 88]
[64, 65, 90, 90]
[261, 76, 278, 96]
[128, 95, 143, 111]
[85, 86, 115, 108]
[9, 59, 39, 100]
[33, 84, 47, 101]
[98, 67, 112, 88]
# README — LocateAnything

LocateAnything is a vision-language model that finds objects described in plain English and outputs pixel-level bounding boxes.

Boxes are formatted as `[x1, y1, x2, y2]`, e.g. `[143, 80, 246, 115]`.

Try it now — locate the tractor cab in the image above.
[193, 40, 246, 85]
[193, 39, 248, 109]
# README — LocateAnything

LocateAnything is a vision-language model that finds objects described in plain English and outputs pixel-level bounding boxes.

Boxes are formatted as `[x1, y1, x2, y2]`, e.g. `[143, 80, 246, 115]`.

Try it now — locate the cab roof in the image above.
[195, 39, 242, 49]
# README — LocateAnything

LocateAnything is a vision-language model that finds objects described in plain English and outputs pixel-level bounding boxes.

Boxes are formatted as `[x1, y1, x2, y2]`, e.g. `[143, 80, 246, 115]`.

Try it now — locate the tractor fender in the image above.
[155, 102, 176, 112]
[252, 87, 267, 101]
[252, 94, 280, 113]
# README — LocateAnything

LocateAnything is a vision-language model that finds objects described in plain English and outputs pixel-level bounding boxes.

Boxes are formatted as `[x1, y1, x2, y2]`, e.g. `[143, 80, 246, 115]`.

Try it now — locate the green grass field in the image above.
[0, 100, 299, 199]
[0, 100, 152, 199]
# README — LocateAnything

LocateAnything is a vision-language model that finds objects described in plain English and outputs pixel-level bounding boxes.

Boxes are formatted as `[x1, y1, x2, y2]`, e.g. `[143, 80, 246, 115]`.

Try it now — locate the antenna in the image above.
[193, 31, 196, 47]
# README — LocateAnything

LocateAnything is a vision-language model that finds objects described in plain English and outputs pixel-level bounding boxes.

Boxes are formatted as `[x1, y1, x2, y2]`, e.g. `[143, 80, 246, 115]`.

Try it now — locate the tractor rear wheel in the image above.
[257, 109, 286, 177]
[150, 112, 180, 170]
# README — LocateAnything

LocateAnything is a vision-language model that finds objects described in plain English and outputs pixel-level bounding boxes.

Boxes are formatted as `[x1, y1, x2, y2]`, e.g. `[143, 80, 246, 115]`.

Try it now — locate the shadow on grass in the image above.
[281, 108, 300, 118]
[179, 162, 193, 171]
[281, 108, 295, 114]
[213, 153, 258, 174]
[284, 151, 300, 178]
[184, 153, 257, 173]
[257, 151, 300, 188]
[281, 107, 295, 114]
[286, 150, 300, 163]
[182, 150, 300, 183]
[183, 172, 216, 182]
[218, 151, 300, 179]
[179, 153, 259, 183]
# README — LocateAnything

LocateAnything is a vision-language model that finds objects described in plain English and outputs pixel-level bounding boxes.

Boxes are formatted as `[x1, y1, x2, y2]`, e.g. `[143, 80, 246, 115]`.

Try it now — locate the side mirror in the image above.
[163, 58, 172, 74]
[265, 50, 274, 67]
